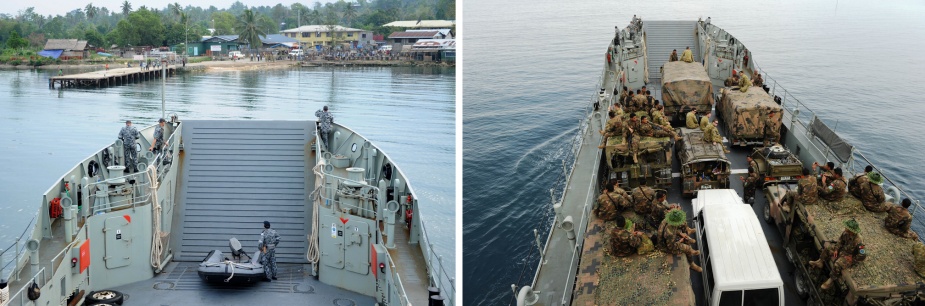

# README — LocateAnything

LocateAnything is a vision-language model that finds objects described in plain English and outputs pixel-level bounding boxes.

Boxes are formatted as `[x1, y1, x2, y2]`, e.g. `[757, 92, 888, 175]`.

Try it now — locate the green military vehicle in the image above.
[601, 116, 672, 189]
[660, 61, 714, 123]
[760, 148, 925, 304]
[717, 87, 782, 146]
[749, 145, 803, 184]
[675, 127, 730, 197]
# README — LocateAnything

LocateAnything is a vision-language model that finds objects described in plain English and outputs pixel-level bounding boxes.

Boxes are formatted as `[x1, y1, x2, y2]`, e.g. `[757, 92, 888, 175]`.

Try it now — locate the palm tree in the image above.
[121, 1, 132, 17]
[85, 3, 98, 20]
[308, 9, 321, 24]
[343, 3, 357, 27]
[171, 2, 182, 21]
[235, 9, 265, 54]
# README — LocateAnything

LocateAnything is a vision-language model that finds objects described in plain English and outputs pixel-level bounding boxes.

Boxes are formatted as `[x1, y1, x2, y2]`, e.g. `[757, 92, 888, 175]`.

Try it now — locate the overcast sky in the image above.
[6, 1, 329, 17]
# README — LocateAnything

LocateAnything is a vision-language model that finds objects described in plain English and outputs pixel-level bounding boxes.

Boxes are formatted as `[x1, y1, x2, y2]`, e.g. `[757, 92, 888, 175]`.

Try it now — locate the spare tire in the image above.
[85, 289, 124, 305]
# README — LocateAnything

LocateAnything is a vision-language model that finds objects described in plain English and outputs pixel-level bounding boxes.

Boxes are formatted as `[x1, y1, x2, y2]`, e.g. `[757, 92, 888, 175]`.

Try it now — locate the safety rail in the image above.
[418, 217, 455, 306]
[85, 170, 154, 214]
[4, 267, 47, 306]
[1, 217, 36, 281]
[700, 22, 924, 225]
[376, 229, 411, 306]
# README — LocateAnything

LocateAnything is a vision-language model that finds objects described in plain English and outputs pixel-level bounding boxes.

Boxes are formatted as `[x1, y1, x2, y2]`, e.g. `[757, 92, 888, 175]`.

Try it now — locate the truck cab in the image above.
[692, 189, 784, 306]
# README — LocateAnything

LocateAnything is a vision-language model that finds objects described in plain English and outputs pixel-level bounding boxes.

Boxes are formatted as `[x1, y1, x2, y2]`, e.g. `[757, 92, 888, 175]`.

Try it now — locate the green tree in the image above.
[6, 31, 29, 49]
[121, 1, 132, 17]
[234, 9, 264, 52]
[112, 8, 164, 46]
[84, 28, 105, 47]
[210, 11, 235, 35]
[343, 3, 357, 27]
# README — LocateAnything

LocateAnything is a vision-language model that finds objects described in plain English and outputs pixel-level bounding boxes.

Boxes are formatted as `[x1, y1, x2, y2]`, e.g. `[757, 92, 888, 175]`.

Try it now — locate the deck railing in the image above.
[0, 216, 36, 281]
[4, 267, 47, 306]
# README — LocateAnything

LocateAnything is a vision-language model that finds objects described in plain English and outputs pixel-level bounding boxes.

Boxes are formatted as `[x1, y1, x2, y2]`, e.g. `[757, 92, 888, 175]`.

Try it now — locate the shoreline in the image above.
[0, 58, 454, 72]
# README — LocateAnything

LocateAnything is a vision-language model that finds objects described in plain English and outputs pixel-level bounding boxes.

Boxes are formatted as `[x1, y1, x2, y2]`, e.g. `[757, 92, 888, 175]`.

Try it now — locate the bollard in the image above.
[561, 216, 576, 241]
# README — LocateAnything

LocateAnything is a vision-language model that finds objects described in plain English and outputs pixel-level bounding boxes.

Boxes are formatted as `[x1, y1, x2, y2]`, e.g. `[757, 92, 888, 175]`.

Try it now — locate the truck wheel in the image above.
[763, 203, 772, 224]
[795, 270, 809, 299]
[85, 289, 124, 305]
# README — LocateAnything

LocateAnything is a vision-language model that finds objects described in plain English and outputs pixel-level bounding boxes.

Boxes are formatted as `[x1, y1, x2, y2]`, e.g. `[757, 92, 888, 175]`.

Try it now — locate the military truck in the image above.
[749, 145, 803, 183]
[660, 61, 715, 123]
[675, 127, 730, 197]
[602, 121, 672, 189]
[572, 210, 695, 306]
[762, 176, 925, 304]
[717, 87, 782, 146]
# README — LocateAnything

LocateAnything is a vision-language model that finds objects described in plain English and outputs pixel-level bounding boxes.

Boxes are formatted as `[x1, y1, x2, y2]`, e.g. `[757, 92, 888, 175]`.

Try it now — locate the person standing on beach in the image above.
[315, 106, 334, 150]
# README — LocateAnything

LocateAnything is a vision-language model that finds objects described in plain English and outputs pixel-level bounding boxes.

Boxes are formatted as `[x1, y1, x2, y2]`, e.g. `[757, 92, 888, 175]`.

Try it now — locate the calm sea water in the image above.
[0, 66, 456, 280]
[463, 0, 925, 304]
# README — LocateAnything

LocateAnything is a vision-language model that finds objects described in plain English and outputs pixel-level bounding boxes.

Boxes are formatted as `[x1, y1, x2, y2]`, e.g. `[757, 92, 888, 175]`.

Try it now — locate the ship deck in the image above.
[108, 261, 375, 306]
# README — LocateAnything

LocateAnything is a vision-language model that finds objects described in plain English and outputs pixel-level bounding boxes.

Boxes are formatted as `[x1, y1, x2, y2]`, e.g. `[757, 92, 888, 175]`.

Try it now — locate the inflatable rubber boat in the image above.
[197, 238, 265, 283]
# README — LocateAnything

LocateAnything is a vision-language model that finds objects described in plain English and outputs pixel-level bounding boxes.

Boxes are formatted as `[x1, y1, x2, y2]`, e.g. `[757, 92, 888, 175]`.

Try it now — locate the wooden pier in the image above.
[49, 66, 176, 89]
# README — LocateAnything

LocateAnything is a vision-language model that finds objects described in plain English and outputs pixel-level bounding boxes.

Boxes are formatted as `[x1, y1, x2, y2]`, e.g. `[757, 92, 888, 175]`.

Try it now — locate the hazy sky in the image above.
[6, 0, 329, 17]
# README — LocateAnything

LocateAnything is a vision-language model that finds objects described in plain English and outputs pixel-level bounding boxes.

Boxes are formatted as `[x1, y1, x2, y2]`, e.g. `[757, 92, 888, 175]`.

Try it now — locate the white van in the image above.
[290, 49, 304, 56]
[692, 189, 784, 306]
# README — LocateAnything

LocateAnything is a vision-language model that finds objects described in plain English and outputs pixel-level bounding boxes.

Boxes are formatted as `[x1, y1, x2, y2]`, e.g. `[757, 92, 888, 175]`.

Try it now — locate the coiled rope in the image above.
[147, 164, 167, 271]
[306, 162, 324, 265]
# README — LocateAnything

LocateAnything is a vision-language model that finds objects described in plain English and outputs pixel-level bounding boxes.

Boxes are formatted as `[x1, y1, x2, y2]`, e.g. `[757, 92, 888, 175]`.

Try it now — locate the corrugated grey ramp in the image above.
[177, 120, 312, 263]
[644, 20, 701, 95]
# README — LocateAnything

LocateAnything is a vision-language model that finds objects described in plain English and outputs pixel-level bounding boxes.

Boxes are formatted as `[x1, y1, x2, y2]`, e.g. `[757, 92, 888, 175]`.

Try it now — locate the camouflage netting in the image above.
[661, 61, 714, 117]
[718, 87, 782, 140]
[801, 196, 925, 292]
[676, 127, 728, 165]
[572, 213, 695, 306]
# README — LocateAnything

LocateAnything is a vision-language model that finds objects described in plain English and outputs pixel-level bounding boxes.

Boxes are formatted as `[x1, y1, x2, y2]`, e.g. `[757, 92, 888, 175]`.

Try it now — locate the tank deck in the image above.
[109, 261, 375, 306]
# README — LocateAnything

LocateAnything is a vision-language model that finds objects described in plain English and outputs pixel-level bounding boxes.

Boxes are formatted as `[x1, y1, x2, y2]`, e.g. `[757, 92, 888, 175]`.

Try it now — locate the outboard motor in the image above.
[229, 237, 249, 262]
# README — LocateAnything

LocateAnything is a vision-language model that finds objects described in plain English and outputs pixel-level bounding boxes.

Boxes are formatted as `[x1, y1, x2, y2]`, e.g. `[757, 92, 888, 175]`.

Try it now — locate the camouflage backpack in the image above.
[913, 242, 925, 278]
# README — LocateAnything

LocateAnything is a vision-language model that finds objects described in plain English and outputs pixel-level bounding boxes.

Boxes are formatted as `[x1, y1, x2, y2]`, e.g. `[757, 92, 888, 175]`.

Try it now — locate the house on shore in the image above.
[280, 25, 374, 50]
[39, 39, 89, 59]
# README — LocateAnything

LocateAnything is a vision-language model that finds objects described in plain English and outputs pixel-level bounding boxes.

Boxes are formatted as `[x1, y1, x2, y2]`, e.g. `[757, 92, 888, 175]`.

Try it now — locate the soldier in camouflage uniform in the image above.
[632, 90, 648, 114]
[680, 46, 694, 63]
[600, 114, 625, 138]
[686, 109, 699, 129]
[783, 168, 818, 212]
[810, 219, 864, 290]
[763, 112, 779, 147]
[703, 120, 729, 153]
[610, 216, 644, 257]
[699, 111, 711, 131]
[737, 71, 751, 92]
[752, 72, 764, 87]
[813, 161, 836, 186]
[118, 120, 140, 173]
[858, 172, 888, 212]
[631, 179, 658, 228]
[658, 209, 702, 272]
[595, 185, 631, 221]
[669, 49, 678, 62]
[848, 165, 873, 197]
[259, 221, 281, 281]
[818, 167, 847, 202]
[739, 167, 759, 205]
[724, 74, 738, 87]
[885, 199, 919, 240]
[638, 116, 680, 140]
[624, 114, 642, 163]
[623, 90, 635, 112]
[314, 106, 334, 151]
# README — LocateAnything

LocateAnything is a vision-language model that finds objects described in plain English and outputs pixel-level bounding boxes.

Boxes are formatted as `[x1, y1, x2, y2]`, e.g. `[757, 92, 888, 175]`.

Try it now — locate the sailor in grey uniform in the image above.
[118, 120, 140, 172]
[149, 118, 166, 155]
[315, 106, 334, 150]
[259, 221, 281, 281]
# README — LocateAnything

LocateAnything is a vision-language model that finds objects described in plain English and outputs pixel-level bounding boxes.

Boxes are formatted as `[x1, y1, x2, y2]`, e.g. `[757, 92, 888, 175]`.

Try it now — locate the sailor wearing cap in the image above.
[259, 221, 281, 281]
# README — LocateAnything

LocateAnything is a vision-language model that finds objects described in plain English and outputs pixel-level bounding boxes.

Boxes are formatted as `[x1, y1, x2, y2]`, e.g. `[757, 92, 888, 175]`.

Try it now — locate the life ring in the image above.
[88, 160, 101, 177]
[885, 186, 901, 204]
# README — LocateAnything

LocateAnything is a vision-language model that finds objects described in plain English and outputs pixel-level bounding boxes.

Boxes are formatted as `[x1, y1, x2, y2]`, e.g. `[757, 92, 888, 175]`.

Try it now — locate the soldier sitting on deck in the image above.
[680, 46, 694, 63]
[610, 216, 645, 257]
[885, 199, 919, 240]
[595, 185, 632, 221]
[818, 167, 848, 202]
[724, 74, 738, 87]
[810, 218, 865, 290]
[857, 172, 888, 212]
[631, 179, 657, 226]
[812, 161, 837, 186]
[658, 209, 702, 272]
[848, 165, 873, 196]
[600, 111, 625, 138]
[752, 72, 764, 87]
[669, 49, 679, 62]
[703, 120, 729, 153]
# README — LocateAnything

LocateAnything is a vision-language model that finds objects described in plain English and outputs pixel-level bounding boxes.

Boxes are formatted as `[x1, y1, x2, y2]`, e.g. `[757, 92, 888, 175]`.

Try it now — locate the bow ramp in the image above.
[174, 120, 314, 263]
[644, 20, 702, 89]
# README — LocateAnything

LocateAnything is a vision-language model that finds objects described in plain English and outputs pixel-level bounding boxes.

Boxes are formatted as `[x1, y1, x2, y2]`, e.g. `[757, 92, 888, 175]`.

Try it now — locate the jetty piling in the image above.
[49, 66, 176, 89]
